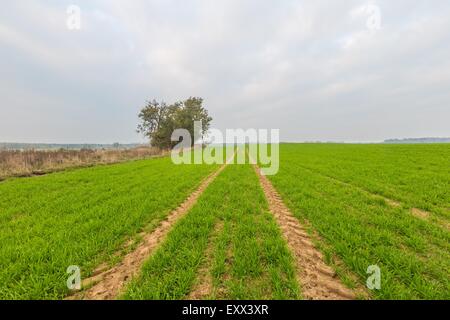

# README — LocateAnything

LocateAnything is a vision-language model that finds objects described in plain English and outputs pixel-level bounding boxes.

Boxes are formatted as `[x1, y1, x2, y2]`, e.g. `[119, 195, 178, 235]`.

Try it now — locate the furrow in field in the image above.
[252, 165, 355, 300]
[297, 164, 402, 208]
[71, 156, 234, 300]
[297, 164, 450, 230]
[410, 208, 450, 231]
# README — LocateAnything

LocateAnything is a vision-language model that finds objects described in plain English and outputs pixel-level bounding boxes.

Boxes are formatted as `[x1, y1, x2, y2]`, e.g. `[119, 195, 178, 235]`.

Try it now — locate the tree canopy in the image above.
[137, 97, 212, 149]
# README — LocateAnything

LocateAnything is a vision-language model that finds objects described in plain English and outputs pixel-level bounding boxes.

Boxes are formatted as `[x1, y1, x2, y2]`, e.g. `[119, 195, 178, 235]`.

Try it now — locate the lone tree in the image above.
[137, 97, 212, 149]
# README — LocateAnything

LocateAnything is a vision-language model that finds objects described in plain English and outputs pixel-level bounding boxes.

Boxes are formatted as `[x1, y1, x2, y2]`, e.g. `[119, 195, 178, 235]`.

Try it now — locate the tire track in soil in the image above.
[68, 154, 235, 300]
[252, 164, 356, 300]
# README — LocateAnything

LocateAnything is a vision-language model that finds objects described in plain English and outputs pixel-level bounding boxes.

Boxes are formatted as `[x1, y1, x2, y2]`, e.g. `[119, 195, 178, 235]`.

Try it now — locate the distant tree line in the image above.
[137, 97, 212, 149]
[384, 137, 450, 144]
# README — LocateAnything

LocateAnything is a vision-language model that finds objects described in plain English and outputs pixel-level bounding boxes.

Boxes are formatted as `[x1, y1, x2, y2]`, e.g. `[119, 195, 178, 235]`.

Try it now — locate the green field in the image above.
[0, 144, 449, 300]
[0, 157, 217, 299]
[268, 144, 450, 299]
[123, 162, 299, 300]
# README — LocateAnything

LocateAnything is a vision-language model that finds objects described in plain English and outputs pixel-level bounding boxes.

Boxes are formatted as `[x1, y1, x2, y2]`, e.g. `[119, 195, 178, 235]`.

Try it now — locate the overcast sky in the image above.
[1, 1, 449, 143]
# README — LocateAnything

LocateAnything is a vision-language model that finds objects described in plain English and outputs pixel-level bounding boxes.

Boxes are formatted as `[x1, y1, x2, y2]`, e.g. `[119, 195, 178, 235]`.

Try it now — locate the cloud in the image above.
[0, 0, 449, 143]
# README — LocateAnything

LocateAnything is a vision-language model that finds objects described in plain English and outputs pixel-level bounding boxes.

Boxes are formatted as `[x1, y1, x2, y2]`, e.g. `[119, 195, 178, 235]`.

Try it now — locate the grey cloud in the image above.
[0, 0, 449, 143]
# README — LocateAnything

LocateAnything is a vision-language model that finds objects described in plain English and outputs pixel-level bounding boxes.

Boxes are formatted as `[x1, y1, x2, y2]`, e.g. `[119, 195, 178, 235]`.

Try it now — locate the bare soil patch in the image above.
[410, 208, 450, 231]
[411, 208, 430, 220]
[385, 198, 401, 208]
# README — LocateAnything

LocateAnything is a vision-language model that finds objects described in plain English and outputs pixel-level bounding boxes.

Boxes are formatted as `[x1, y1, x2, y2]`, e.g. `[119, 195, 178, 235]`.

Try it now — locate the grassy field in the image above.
[0, 157, 217, 299]
[268, 144, 450, 299]
[0, 143, 448, 300]
[123, 161, 299, 300]
[277, 144, 450, 218]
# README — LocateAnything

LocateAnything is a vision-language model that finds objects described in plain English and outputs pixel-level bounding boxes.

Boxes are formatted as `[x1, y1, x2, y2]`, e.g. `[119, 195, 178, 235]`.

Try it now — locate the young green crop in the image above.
[123, 161, 300, 300]
[268, 144, 450, 299]
[0, 157, 217, 299]
[278, 143, 450, 219]
[2, 143, 448, 300]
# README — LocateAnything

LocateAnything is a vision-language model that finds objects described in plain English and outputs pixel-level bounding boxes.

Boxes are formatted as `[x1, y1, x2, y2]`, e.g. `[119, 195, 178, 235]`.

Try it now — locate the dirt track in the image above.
[68, 156, 233, 300]
[69, 151, 356, 300]
[252, 165, 356, 300]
